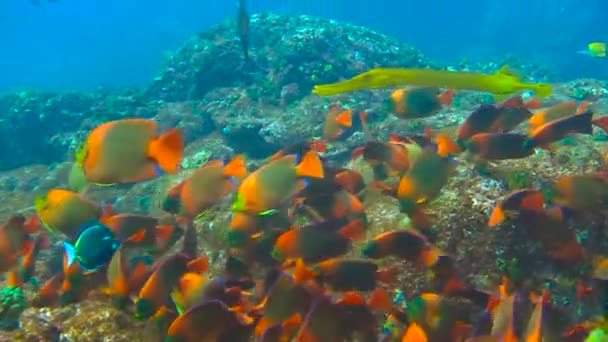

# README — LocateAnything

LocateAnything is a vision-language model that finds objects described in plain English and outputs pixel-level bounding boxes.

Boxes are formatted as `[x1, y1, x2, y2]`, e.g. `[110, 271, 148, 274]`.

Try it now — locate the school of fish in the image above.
[3, 69, 608, 342]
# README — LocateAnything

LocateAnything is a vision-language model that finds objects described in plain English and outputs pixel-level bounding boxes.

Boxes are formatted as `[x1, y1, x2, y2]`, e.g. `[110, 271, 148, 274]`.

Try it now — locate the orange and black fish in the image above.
[322, 106, 352, 141]
[464, 133, 534, 160]
[523, 111, 594, 150]
[385, 87, 454, 119]
[76, 118, 184, 185]
[528, 100, 589, 130]
[488, 188, 545, 226]
[236, 0, 250, 59]
[300, 257, 393, 291]
[272, 218, 364, 264]
[166, 300, 252, 342]
[518, 207, 584, 262]
[35, 188, 102, 242]
[549, 174, 608, 211]
[8, 233, 49, 287]
[164, 155, 247, 218]
[232, 151, 324, 215]
[135, 253, 208, 319]
[254, 272, 313, 337]
[0, 215, 40, 273]
[362, 229, 442, 268]
[102, 247, 151, 308]
[32, 273, 65, 307]
[457, 98, 532, 143]
[101, 212, 174, 253]
[268, 140, 326, 162]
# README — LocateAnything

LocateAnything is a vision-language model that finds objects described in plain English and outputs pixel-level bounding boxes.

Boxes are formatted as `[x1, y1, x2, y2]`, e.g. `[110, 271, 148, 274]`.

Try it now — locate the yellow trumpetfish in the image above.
[312, 65, 552, 98]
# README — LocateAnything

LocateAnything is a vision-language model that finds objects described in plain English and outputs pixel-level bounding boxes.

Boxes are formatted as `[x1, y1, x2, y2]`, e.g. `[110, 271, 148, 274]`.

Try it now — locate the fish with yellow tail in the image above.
[312, 65, 552, 99]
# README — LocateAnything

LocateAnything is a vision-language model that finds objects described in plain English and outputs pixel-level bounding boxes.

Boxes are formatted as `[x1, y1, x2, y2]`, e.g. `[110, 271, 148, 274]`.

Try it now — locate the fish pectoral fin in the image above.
[63, 242, 76, 267]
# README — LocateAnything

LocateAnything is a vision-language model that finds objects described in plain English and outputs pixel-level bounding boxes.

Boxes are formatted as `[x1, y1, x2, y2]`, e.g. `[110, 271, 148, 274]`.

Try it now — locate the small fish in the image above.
[465, 133, 534, 160]
[362, 229, 442, 268]
[170, 272, 208, 314]
[236, 0, 250, 59]
[0, 215, 40, 273]
[528, 100, 588, 130]
[63, 221, 141, 273]
[232, 151, 324, 215]
[35, 188, 102, 241]
[488, 189, 545, 226]
[135, 253, 208, 319]
[163, 155, 247, 218]
[268, 140, 326, 162]
[322, 106, 352, 141]
[32, 273, 65, 307]
[519, 207, 584, 262]
[385, 87, 454, 119]
[76, 118, 184, 185]
[523, 111, 594, 150]
[272, 218, 364, 264]
[102, 247, 150, 308]
[457, 98, 532, 143]
[577, 42, 607, 58]
[101, 213, 174, 254]
[9, 233, 49, 287]
[299, 257, 394, 292]
[312, 65, 552, 99]
[166, 300, 252, 342]
[549, 174, 608, 211]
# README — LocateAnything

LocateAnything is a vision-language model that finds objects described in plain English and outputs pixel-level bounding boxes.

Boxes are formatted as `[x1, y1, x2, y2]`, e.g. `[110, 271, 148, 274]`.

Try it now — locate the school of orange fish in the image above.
[2, 86, 608, 341]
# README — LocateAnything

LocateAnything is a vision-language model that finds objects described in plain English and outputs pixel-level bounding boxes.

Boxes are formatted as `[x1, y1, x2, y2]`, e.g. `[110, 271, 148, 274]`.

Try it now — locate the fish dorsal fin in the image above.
[497, 65, 521, 80]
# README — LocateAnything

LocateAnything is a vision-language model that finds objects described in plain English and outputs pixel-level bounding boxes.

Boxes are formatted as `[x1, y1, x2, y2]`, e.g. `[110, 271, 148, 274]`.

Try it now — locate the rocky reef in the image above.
[0, 11, 608, 341]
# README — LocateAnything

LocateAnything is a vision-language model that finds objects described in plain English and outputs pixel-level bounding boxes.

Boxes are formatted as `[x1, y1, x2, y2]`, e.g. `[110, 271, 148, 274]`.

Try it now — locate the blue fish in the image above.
[63, 221, 120, 273]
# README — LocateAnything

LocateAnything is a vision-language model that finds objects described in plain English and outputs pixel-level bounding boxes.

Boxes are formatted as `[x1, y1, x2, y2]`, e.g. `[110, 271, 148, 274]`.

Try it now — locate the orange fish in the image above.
[102, 247, 150, 308]
[322, 106, 352, 141]
[523, 111, 594, 150]
[272, 218, 364, 264]
[488, 188, 545, 226]
[76, 118, 184, 185]
[457, 98, 532, 143]
[164, 155, 247, 218]
[8, 233, 49, 287]
[254, 272, 313, 337]
[101, 213, 174, 253]
[352, 140, 411, 179]
[166, 300, 252, 342]
[170, 272, 208, 314]
[300, 257, 393, 291]
[465, 133, 534, 160]
[232, 151, 324, 215]
[362, 229, 442, 268]
[385, 87, 454, 119]
[268, 140, 326, 162]
[528, 100, 588, 129]
[550, 174, 608, 211]
[35, 188, 102, 241]
[519, 207, 584, 262]
[32, 273, 65, 307]
[0, 215, 40, 273]
[135, 253, 208, 319]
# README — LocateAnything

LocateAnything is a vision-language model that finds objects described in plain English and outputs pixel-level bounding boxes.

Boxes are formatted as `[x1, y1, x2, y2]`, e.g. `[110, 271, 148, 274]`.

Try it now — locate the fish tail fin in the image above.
[294, 258, 315, 283]
[367, 288, 392, 312]
[295, 151, 324, 179]
[592, 115, 608, 133]
[223, 154, 247, 177]
[436, 134, 461, 158]
[309, 140, 327, 153]
[63, 242, 76, 268]
[148, 128, 184, 174]
[488, 206, 505, 227]
[576, 100, 590, 114]
[23, 215, 41, 234]
[524, 97, 543, 110]
[533, 83, 552, 98]
[438, 89, 455, 106]
[335, 110, 352, 128]
[339, 219, 366, 241]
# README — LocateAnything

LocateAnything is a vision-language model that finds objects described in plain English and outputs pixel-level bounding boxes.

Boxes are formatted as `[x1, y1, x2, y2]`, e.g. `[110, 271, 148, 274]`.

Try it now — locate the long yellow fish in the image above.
[312, 65, 552, 98]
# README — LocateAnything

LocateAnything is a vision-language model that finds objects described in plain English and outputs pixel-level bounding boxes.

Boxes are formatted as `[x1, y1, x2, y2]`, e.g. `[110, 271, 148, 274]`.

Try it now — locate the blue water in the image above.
[0, 0, 605, 92]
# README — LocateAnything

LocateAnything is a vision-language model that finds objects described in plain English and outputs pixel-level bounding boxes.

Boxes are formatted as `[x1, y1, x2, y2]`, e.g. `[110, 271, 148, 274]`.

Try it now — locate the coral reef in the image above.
[0, 286, 26, 331]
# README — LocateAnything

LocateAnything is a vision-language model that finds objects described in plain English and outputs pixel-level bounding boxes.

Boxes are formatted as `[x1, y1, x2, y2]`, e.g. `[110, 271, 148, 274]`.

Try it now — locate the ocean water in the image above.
[0, 0, 605, 93]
